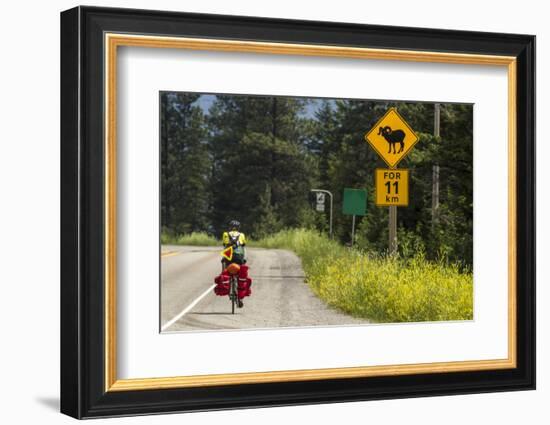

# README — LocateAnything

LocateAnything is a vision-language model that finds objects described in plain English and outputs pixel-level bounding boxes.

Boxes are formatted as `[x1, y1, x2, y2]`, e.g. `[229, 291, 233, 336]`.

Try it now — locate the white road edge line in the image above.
[161, 284, 216, 332]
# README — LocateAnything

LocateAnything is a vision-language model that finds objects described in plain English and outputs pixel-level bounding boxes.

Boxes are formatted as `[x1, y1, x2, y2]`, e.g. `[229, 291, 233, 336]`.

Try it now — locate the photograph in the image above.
[58, 4, 535, 419]
[159, 92, 474, 332]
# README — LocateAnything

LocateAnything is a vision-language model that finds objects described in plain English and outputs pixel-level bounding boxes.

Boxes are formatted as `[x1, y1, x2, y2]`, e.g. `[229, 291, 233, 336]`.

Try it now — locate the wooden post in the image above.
[389, 206, 397, 254]
[432, 103, 440, 228]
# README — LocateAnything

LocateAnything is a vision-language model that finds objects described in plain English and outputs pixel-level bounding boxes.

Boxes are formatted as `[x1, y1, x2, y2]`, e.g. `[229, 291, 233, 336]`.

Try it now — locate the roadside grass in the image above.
[253, 229, 473, 323]
[161, 231, 219, 247]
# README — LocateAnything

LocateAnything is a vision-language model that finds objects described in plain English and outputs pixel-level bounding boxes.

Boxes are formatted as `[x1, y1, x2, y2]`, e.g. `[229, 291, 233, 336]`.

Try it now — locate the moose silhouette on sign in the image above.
[378, 126, 406, 154]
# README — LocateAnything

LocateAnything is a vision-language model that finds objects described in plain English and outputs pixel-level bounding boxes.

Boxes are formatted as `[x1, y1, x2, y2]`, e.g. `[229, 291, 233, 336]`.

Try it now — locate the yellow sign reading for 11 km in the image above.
[375, 169, 409, 206]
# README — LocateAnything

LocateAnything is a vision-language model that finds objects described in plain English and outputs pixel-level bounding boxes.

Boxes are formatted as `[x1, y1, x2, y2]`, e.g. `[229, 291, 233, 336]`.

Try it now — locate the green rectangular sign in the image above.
[342, 188, 367, 216]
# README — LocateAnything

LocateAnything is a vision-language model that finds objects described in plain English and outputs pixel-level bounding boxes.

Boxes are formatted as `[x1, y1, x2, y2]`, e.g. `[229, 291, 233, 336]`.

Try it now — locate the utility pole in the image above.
[432, 103, 441, 229]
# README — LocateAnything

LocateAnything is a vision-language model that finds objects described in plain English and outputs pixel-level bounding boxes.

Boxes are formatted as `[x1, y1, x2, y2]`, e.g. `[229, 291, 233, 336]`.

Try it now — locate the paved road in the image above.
[161, 245, 368, 332]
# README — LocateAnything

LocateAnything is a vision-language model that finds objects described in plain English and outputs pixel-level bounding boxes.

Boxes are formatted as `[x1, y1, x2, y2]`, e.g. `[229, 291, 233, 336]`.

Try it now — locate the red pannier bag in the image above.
[213, 271, 230, 296]
[237, 265, 252, 298]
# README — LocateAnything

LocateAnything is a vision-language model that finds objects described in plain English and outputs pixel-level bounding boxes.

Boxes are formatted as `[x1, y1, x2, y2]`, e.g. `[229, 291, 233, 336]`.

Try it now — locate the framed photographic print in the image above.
[60, 6, 535, 419]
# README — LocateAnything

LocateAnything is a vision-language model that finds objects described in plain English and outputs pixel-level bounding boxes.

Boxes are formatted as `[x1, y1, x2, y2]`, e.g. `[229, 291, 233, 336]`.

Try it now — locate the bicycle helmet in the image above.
[229, 220, 240, 230]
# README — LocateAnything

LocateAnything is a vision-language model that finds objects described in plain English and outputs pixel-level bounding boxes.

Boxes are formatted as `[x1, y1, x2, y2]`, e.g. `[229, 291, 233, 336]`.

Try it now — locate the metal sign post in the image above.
[351, 215, 356, 247]
[311, 189, 333, 239]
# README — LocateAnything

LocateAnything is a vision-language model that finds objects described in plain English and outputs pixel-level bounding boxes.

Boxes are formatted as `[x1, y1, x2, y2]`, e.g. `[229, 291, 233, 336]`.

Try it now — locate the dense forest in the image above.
[160, 92, 473, 267]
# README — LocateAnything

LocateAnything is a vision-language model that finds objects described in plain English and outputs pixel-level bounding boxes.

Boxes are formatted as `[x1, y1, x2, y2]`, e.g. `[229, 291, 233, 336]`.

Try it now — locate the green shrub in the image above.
[161, 231, 219, 246]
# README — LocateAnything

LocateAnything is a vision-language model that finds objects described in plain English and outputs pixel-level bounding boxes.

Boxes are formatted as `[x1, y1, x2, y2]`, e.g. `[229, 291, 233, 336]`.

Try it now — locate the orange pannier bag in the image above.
[225, 263, 241, 275]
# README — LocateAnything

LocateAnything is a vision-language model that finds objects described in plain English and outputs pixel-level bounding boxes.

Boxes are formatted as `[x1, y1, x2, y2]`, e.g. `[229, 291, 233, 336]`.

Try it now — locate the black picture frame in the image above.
[60, 5, 535, 419]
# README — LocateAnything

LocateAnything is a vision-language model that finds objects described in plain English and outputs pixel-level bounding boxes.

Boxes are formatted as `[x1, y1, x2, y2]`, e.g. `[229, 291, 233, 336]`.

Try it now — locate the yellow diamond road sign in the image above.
[364, 108, 419, 168]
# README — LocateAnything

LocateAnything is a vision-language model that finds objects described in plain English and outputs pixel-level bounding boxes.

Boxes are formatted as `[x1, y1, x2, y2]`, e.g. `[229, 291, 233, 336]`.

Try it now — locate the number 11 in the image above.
[385, 181, 399, 194]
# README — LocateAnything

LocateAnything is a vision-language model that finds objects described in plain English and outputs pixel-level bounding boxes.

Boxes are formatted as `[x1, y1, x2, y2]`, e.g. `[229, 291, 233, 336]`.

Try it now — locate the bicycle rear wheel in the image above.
[231, 276, 237, 314]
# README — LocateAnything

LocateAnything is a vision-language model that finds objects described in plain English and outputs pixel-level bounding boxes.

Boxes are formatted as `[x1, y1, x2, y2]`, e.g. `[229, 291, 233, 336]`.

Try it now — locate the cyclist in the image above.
[222, 220, 247, 267]
[220, 220, 250, 308]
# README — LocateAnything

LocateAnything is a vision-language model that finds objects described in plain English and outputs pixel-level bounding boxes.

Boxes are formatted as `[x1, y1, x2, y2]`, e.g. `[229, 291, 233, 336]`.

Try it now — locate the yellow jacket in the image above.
[222, 230, 246, 247]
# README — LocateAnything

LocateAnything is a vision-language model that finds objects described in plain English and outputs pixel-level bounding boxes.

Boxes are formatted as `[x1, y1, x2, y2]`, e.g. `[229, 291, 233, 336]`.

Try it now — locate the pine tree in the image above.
[208, 95, 314, 238]
[160, 92, 211, 234]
